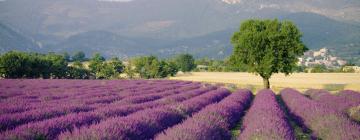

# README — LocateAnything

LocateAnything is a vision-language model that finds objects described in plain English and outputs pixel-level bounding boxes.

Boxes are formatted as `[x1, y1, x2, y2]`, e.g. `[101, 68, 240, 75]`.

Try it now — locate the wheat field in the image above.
[170, 72, 360, 93]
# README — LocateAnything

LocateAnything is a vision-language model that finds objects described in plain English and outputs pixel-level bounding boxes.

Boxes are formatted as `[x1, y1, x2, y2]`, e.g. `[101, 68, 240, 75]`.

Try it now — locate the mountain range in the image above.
[0, 0, 359, 64]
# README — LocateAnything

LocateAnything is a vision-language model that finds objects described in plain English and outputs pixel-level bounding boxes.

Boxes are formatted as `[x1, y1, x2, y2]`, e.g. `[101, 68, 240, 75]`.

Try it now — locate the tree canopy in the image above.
[72, 51, 86, 62]
[0, 51, 68, 78]
[175, 54, 196, 72]
[132, 56, 179, 79]
[230, 19, 308, 88]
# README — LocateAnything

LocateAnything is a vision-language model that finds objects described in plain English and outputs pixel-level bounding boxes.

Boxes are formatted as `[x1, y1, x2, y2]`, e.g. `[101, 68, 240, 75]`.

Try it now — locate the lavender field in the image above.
[0, 80, 359, 140]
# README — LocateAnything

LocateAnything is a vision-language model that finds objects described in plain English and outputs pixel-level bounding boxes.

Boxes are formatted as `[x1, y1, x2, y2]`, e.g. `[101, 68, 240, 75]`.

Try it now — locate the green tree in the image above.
[72, 51, 86, 62]
[295, 65, 306, 73]
[311, 64, 328, 73]
[175, 54, 196, 72]
[67, 61, 91, 79]
[88, 53, 105, 75]
[164, 61, 179, 76]
[27, 53, 51, 78]
[63, 52, 71, 62]
[95, 57, 125, 79]
[133, 56, 158, 79]
[0, 51, 29, 78]
[109, 57, 125, 73]
[66, 67, 91, 79]
[45, 53, 68, 78]
[97, 63, 117, 79]
[230, 19, 308, 88]
[133, 56, 177, 79]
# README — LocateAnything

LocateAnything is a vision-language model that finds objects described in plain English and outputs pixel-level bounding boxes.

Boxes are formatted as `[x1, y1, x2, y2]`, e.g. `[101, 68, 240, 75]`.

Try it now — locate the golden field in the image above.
[170, 72, 360, 93]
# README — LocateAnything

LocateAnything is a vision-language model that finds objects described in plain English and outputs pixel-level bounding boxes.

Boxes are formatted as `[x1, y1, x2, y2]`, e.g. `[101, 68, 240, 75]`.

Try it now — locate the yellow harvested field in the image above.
[170, 72, 360, 93]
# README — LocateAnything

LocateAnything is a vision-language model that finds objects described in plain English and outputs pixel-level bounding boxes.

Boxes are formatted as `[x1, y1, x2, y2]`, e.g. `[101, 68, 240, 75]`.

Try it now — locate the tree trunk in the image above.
[263, 78, 270, 89]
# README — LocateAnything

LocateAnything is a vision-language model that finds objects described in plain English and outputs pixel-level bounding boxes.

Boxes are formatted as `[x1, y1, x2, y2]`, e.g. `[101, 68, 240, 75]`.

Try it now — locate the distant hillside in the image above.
[0, 23, 39, 53]
[33, 12, 360, 65]
[155, 12, 360, 61]
[1, 12, 359, 65]
[282, 13, 360, 65]
[281, 12, 360, 49]
[51, 30, 170, 58]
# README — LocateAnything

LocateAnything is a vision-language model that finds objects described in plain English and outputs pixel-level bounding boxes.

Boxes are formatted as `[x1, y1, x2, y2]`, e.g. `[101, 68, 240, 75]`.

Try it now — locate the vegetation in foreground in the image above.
[0, 79, 359, 140]
[0, 51, 197, 80]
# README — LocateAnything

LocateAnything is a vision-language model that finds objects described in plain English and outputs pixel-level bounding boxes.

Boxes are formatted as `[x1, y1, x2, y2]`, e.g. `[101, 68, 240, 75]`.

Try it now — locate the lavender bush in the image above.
[155, 89, 253, 140]
[239, 89, 294, 140]
[58, 88, 230, 140]
[281, 88, 360, 140]
[306, 89, 360, 113]
[1, 87, 214, 140]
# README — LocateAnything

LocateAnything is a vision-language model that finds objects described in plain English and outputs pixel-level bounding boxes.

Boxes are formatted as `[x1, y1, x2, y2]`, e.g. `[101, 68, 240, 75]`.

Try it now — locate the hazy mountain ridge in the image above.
[1, 0, 359, 40]
[0, 23, 40, 53]
[0, 0, 359, 64]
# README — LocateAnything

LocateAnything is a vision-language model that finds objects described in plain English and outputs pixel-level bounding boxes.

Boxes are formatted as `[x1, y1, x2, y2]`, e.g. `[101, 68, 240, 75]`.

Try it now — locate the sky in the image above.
[98, 0, 133, 2]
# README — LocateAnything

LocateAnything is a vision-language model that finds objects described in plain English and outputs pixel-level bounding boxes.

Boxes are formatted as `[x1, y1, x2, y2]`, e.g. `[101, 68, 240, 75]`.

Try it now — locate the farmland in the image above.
[171, 72, 360, 92]
[0, 79, 359, 140]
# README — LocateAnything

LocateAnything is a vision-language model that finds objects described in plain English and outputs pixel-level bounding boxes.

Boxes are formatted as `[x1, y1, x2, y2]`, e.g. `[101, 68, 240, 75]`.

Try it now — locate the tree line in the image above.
[0, 51, 197, 79]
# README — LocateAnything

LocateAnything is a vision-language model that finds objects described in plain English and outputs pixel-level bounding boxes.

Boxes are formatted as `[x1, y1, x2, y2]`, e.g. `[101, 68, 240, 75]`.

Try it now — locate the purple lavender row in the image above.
[339, 90, 360, 102]
[0, 82, 196, 115]
[0, 79, 185, 103]
[0, 104, 94, 132]
[0, 87, 125, 114]
[58, 88, 230, 140]
[4, 80, 193, 105]
[94, 87, 213, 119]
[306, 89, 360, 112]
[0, 83, 200, 132]
[155, 89, 253, 140]
[0, 81, 166, 108]
[281, 88, 360, 140]
[239, 89, 294, 140]
[87, 83, 200, 107]
[0, 87, 214, 140]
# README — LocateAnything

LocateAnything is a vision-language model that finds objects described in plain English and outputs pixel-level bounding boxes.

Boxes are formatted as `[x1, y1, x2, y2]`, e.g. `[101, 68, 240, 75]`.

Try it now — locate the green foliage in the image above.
[0, 51, 125, 79]
[165, 61, 179, 76]
[96, 63, 117, 79]
[230, 19, 308, 88]
[0, 51, 68, 78]
[66, 66, 91, 79]
[294, 65, 306, 73]
[88, 53, 105, 74]
[95, 57, 125, 79]
[194, 57, 247, 72]
[45, 53, 68, 78]
[157, 60, 179, 77]
[132, 56, 179, 79]
[175, 54, 196, 72]
[62, 52, 71, 62]
[133, 56, 157, 79]
[0, 51, 29, 78]
[109, 57, 125, 73]
[311, 64, 328, 73]
[72, 51, 86, 62]
[66, 61, 90, 79]
[88, 54, 125, 79]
